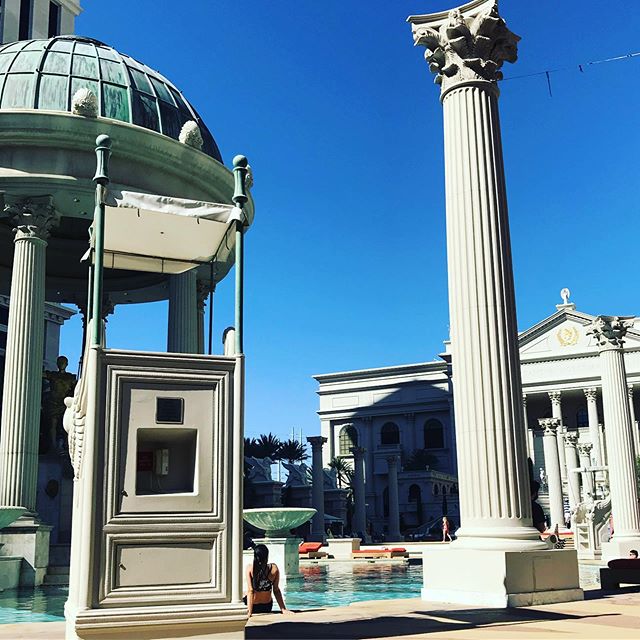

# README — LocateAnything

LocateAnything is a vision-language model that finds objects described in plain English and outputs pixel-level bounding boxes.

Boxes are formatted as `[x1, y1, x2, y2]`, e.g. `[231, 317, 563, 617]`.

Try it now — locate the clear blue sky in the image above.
[61, 1, 640, 443]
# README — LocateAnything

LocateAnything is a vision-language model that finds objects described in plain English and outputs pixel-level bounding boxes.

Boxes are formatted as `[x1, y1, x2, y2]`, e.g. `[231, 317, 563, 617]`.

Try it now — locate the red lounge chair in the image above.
[299, 542, 327, 559]
[352, 547, 408, 559]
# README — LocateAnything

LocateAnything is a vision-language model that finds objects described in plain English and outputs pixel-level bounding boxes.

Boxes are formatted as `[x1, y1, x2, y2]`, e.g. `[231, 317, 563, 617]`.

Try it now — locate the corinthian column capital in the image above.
[408, 0, 520, 96]
[196, 279, 214, 312]
[4, 196, 60, 241]
[564, 432, 578, 448]
[548, 390, 562, 406]
[577, 442, 593, 457]
[584, 387, 598, 402]
[588, 315, 635, 350]
[538, 417, 561, 436]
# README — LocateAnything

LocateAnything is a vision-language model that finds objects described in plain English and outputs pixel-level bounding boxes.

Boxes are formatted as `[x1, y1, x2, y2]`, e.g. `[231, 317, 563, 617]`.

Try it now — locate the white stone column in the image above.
[409, 3, 581, 607]
[577, 442, 594, 501]
[351, 446, 367, 538]
[523, 394, 534, 461]
[599, 422, 608, 466]
[386, 455, 401, 541]
[307, 436, 327, 542]
[167, 269, 198, 353]
[628, 385, 640, 457]
[410, 5, 541, 552]
[589, 316, 640, 558]
[540, 418, 564, 530]
[0, 199, 58, 512]
[548, 391, 567, 485]
[564, 433, 581, 516]
[584, 388, 602, 466]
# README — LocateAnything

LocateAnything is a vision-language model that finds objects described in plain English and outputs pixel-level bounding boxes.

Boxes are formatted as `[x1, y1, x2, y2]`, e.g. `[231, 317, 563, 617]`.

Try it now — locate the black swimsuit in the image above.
[244, 564, 274, 613]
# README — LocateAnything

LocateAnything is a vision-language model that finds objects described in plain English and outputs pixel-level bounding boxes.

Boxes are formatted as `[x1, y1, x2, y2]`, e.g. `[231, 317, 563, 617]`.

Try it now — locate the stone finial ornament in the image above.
[179, 120, 203, 150]
[410, 1, 520, 94]
[71, 88, 98, 117]
[588, 315, 635, 350]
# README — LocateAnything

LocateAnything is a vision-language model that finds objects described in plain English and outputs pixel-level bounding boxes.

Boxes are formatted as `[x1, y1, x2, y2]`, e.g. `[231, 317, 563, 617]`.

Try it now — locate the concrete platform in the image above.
[2, 589, 640, 639]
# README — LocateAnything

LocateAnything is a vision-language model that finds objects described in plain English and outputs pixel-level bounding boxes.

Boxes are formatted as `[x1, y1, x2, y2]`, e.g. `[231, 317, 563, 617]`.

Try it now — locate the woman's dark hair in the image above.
[252, 544, 269, 590]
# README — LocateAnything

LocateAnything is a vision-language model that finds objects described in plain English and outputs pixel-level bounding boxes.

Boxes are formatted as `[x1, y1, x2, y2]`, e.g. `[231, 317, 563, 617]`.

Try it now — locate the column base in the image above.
[0, 516, 51, 586]
[601, 538, 640, 563]
[326, 537, 360, 560]
[421, 546, 583, 608]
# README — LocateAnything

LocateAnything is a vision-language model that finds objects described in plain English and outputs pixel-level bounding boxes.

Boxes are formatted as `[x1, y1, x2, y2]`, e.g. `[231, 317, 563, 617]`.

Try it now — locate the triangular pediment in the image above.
[518, 309, 640, 358]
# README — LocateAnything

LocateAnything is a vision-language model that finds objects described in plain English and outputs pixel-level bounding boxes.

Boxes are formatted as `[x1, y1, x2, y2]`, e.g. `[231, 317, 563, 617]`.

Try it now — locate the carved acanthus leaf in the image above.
[413, 2, 520, 93]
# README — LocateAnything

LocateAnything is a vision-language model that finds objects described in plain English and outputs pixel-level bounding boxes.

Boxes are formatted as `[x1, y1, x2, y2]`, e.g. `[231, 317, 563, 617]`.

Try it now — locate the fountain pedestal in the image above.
[252, 537, 303, 586]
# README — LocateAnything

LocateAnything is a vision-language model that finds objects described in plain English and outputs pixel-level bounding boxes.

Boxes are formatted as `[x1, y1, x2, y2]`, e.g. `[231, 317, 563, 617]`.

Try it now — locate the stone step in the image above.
[43, 572, 69, 585]
[47, 565, 70, 575]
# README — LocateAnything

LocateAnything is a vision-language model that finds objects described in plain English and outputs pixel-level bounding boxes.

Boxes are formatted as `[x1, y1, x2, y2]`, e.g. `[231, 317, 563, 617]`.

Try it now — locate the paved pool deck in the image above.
[2, 588, 640, 640]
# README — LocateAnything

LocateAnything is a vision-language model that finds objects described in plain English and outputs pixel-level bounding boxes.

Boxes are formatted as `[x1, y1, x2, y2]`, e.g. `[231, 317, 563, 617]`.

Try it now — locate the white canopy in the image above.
[90, 191, 241, 274]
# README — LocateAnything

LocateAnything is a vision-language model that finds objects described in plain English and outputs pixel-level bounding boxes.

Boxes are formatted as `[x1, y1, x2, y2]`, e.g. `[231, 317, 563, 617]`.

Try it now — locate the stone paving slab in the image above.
[2, 589, 640, 639]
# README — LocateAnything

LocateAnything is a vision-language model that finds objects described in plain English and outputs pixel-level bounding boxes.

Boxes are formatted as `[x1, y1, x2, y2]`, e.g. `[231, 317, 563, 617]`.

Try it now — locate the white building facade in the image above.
[315, 296, 640, 538]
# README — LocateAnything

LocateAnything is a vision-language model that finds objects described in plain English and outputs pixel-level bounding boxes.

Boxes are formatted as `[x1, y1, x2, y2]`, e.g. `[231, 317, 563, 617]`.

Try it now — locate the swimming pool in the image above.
[0, 563, 423, 624]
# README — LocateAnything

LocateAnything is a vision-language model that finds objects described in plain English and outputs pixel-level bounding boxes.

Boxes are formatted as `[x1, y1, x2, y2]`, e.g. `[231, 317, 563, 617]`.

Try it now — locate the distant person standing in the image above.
[442, 516, 452, 542]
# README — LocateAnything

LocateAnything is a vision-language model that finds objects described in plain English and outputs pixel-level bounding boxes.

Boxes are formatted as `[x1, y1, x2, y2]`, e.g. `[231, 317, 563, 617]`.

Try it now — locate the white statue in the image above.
[245, 456, 274, 482]
[538, 467, 547, 489]
[560, 287, 570, 305]
[179, 120, 203, 150]
[323, 467, 338, 490]
[283, 461, 311, 487]
[71, 88, 98, 118]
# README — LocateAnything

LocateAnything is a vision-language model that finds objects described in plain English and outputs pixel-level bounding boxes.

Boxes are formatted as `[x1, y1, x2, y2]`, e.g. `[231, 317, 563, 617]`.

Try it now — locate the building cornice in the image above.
[314, 360, 447, 384]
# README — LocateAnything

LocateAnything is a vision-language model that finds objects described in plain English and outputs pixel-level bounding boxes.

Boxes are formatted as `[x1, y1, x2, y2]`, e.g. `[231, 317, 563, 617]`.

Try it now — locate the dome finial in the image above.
[179, 120, 203, 150]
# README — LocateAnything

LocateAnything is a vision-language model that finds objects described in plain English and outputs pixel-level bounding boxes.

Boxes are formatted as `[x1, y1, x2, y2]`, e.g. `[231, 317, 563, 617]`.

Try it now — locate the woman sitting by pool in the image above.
[244, 544, 293, 617]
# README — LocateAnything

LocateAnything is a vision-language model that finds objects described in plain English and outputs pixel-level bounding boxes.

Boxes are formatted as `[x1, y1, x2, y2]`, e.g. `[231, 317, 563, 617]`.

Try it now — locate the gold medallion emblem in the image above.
[557, 326, 579, 346]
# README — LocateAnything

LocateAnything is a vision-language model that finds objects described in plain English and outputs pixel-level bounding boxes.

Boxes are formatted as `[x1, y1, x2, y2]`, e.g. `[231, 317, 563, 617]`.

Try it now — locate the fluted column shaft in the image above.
[564, 434, 580, 515]
[541, 419, 564, 529]
[386, 455, 401, 540]
[584, 388, 602, 466]
[440, 80, 540, 549]
[628, 386, 640, 458]
[351, 447, 367, 537]
[594, 322, 640, 539]
[0, 203, 58, 511]
[549, 392, 567, 484]
[167, 269, 198, 353]
[523, 394, 533, 460]
[307, 436, 327, 542]
[577, 443, 594, 501]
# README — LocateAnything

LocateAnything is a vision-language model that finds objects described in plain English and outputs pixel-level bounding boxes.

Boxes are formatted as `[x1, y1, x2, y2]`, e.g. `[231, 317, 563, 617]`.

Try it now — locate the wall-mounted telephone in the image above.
[153, 449, 169, 476]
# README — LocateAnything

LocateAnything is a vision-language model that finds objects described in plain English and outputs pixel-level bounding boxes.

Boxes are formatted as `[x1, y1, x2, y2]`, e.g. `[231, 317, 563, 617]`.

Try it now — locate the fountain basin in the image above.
[243, 507, 316, 538]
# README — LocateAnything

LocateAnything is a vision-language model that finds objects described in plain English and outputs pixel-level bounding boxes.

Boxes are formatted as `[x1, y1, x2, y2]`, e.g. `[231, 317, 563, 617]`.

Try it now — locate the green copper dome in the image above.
[0, 35, 222, 161]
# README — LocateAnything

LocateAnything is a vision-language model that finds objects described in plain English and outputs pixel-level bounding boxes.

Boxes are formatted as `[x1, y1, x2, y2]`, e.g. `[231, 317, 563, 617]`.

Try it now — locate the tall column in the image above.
[540, 418, 564, 530]
[589, 316, 640, 558]
[548, 391, 567, 484]
[167, 269, 198, 353]
[584, 388, 602, 466]
[386, 455, 401, 540]
[564, 433, 581, 516]
[599, 422, 608, 465]
[307, 436, 327, 542]
[628, 385, 640, 457]
[0, 198, 59, 511]
[577, 442, 594, 501]
[523, 394, 534, 461]
[351, 446, 367, 538]
[410, 3, 541, 552]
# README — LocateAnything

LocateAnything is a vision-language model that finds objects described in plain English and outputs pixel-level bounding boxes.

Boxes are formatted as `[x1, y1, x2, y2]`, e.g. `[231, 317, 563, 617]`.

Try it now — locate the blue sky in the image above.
[61, 1, 640, 443]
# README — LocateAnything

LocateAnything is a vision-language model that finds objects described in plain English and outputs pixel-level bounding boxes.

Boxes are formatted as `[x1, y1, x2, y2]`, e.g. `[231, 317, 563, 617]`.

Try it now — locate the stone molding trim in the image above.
[410, 0, 520, 96]
[3, 196, 60, 241]
[588, 315, 635, 350]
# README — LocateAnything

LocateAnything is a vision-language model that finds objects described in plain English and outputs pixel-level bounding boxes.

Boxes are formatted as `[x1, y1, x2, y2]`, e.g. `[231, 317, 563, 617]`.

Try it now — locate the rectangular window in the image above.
[48, 2, 61, 38]
[155, 397, 184, 424]
[19, 0, 32, 41]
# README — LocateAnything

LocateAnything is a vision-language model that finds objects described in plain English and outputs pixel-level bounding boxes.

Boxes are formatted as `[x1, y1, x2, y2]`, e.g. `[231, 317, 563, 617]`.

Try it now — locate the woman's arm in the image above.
[271, 566, 293, 615]
[245, 566, 254, 617]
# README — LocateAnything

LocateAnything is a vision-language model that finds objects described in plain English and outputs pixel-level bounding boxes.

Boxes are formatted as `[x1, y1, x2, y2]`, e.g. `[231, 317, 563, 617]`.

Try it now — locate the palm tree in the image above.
[278, 438, 308, 463]
[253, 433, 282, 460]
[328, 456, 354, 489]
[244, 437, 259, 457]
[404, 448, 438, 472]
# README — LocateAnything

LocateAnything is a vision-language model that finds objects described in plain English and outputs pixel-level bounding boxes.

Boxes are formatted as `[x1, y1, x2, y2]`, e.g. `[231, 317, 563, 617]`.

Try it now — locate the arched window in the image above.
[408, 484, 421, 502]
[442, 485, 448, 495]
[576, 408, 588, 429]
[380, 422, 400, 446]
[424, 419, 444, 449]
[339, 425, 358, 456]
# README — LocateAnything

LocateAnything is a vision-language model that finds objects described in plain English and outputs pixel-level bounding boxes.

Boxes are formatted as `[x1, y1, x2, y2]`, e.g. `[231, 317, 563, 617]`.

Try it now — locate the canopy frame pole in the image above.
[207, 261, 215, 356]
[232, 155, 249, 355]
[91, 135, 112, 348]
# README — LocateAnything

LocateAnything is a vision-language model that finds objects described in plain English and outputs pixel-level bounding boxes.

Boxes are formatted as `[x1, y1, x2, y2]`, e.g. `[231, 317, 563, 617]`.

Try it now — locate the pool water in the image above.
[0, 564, 422, 624]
